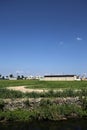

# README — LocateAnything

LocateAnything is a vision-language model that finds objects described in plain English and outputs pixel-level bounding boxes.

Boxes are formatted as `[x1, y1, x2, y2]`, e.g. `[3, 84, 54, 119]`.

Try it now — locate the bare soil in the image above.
[7, 86, 48, 93]
[7, 86, 64, 93]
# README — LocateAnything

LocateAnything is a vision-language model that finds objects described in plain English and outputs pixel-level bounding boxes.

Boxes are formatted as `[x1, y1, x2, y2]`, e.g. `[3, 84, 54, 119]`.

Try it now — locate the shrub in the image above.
[0, 100, 5, 111]
[24, 99, 30, 107]
[80, 97, 87, 110]
[0, 89, 24, 98]
[40, 99, 52, 107]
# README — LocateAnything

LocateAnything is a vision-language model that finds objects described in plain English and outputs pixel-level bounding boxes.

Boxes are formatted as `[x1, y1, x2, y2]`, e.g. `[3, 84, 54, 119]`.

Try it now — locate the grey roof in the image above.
[44, 75, 76, 77]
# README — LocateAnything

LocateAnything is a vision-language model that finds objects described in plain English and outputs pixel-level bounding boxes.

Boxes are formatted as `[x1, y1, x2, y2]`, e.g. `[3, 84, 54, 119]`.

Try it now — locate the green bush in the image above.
[24, 99, 30, 107]
[0, 100, 5, 111]
[80, 97, 87, 110]
[0, 104, 87, 122]
[40, 99, 52, 107]
[0, 89, 24, 98]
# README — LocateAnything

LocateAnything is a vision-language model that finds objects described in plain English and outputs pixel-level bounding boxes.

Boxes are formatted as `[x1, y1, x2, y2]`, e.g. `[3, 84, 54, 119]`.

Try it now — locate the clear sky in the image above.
[0, 0, 87, 76]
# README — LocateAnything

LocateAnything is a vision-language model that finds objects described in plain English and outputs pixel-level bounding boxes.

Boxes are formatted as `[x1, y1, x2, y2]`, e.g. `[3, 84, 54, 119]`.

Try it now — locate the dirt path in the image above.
[7, 86, 81, 93]
[7, 86, 64, 93]
[7, 86, 48, 93]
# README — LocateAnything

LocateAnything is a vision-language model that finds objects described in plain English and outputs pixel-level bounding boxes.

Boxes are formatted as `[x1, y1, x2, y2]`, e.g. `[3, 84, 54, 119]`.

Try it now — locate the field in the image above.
[0, 80, 87, 89]
[0, 80, 87, 98]
[0, 80, 87, 121]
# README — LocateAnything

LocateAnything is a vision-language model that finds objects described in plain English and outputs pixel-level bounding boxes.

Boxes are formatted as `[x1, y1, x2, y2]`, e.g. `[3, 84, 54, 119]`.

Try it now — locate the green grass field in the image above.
[0, 80, 87, 121]
[0, 80, 87, 89]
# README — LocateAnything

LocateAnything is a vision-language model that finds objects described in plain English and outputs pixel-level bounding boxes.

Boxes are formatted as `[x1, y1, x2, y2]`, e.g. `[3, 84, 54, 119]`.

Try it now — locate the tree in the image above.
[0, 74, 2, 78]
[2, 76, 5, 80]
[17, 75, 21, 80]
[21, 75, 24, 79]
[9, 74, 14, 78]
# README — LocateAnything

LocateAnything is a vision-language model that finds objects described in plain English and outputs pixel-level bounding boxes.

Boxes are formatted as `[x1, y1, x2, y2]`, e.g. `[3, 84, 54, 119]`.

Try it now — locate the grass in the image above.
[0, 80, 36, 88]
[0, 88, 87, 98]
[26, 80, 87, 89]
[0, 80, 87, 98]
[0, 80, 87, 89]
[0, 80, 87, 122]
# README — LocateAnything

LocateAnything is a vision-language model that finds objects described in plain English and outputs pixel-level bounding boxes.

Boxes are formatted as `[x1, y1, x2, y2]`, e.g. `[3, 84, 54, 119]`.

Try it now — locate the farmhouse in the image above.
[43, 75, 78, 81]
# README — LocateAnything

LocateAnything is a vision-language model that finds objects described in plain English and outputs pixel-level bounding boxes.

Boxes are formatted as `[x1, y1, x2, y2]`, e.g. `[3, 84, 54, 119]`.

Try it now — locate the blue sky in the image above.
[0, 0, 87, 76]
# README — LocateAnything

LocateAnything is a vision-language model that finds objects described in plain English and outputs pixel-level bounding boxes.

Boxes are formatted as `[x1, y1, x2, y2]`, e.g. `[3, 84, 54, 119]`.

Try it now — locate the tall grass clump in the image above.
[0, 88, 87, 99]
[0, 89, 24, 98]
[0, 100, 5, 111]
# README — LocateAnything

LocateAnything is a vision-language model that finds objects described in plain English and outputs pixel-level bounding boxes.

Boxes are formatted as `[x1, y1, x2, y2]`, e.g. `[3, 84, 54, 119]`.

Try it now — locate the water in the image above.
[0, 119, 87, 130]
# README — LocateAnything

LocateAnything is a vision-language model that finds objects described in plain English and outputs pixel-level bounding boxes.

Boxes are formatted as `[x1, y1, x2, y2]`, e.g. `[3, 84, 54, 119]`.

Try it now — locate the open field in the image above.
[0, 80, 87, 121]
[0, 80, 87, 89]
[0, 80, 87, 98]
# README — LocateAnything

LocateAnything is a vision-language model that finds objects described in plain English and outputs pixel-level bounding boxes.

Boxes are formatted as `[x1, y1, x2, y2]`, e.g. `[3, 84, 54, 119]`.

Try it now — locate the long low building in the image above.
[42, 75, 79, 81]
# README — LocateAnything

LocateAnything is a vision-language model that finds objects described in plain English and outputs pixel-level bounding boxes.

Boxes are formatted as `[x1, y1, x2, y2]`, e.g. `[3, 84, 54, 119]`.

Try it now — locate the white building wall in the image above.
[9, 77, 17, 80]
[43, 76, 76, 81]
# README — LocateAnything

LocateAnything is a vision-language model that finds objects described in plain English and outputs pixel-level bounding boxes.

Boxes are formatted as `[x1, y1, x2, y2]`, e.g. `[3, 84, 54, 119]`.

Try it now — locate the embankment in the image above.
[0, 97, 87, 122]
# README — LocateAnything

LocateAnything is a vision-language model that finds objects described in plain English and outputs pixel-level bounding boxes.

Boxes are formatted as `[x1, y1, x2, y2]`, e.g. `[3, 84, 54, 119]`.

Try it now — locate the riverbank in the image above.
[0, 118, 87, 130]
[0, 97, 87, 122]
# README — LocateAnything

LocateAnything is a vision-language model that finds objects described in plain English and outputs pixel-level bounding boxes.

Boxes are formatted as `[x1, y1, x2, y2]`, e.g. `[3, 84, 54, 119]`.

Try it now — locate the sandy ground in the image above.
[7, 86, 80, 93]
[7, 86, 48, 93]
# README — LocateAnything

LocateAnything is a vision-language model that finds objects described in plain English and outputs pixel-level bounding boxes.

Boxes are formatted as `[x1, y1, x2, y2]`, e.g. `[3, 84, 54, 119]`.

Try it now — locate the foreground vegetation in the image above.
[0, 98, 87, 122]
[0, 88, 87, 98]
[0, 80, 87, 122]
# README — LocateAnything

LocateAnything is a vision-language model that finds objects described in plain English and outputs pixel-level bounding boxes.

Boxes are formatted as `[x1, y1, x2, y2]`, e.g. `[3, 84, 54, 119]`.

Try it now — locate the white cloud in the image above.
[76, 37, 82, 41]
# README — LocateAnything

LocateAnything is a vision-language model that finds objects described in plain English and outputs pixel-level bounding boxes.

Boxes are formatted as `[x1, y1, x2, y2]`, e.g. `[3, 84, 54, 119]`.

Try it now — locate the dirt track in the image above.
[7, 86, 48, 93]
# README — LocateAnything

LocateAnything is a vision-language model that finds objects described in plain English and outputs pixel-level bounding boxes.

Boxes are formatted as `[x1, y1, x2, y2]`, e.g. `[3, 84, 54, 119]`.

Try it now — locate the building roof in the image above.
[44, 75, 76, 77]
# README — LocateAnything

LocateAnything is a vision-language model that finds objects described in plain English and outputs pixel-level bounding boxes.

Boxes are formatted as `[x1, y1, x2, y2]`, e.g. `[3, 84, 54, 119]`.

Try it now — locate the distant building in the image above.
[9, 77, 17, 80]
[42, 75, 79, 81]
[26, 75, 34, 80]
[27, 75, 42, 80]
